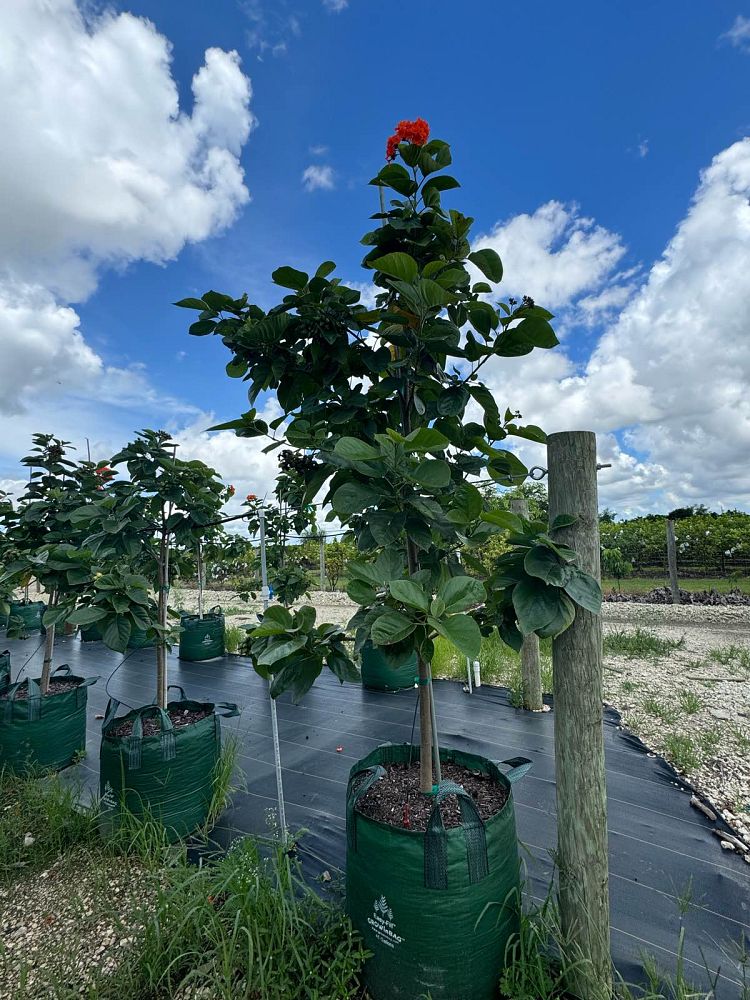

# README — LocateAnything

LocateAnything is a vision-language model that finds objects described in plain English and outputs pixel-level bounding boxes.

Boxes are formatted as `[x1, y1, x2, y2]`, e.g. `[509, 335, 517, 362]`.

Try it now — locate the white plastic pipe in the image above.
[473, 659, 481, 688]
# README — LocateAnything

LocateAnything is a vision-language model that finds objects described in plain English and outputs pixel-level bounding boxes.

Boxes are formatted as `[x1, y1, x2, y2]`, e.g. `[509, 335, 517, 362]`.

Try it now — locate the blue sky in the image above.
[2, 0, 750, 514]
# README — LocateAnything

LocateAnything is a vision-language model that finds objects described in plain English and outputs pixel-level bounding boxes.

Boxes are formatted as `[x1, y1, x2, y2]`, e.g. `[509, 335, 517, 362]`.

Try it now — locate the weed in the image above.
[604, 628, 685, 660]
[698, 727, 721, 757]
[432, 630, 553, 695]
[708, 644, 750, 673]
[643, 697, 679, 723]
[731, 726, 750, 754]
[678, 690, 702, 714]
[620, 680, 640, 693]
[662, 733, 699, 772]
[224, 623, 246, 654]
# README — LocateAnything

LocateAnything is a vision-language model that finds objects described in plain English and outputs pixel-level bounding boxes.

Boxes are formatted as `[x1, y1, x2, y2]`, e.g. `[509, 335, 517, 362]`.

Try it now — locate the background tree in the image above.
[179, 122, 601, 793]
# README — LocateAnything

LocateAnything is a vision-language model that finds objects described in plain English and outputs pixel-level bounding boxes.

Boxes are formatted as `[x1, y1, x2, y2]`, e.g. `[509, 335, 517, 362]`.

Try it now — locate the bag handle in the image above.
[346, 764, 386, 852]
[52, 664, 72, 677]
[210, 605, 222, 616]
[497, 756, 533, 785]
[214, 701, 239, 718]
[2, 678, 41, 722]
[166, 684, 188, 702]
[102, 697, 121, 729]
[424, 780, 489, 890]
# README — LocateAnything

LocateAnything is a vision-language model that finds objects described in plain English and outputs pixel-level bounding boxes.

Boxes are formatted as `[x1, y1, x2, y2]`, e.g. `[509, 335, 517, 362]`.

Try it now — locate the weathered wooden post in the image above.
[666, 518, 681, 605]
[509, 496, 544, 711]
[319, 534, 326, 592]
[547, 431, 611, 1000]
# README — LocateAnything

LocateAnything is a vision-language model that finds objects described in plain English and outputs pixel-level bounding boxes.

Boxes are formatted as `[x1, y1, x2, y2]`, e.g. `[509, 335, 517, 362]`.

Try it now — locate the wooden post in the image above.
[510, 497, 543, 711]
[319, 534, 326, 592]
[547, 432, 611, 1000]
[666, 519, 681, 605]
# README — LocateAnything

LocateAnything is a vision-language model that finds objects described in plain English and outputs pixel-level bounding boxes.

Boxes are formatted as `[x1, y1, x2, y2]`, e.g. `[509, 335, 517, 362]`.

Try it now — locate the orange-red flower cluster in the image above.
[227, 484, 235, 496]
[246, 493, 257, 501]
[385, 118, 430, 161]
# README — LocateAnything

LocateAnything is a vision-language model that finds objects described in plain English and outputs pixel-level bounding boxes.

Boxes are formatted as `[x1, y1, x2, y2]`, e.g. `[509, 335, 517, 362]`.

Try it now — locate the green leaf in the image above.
[468, 248, 503, 283]
[467, 301, 498, 337]
[550, 514, 578, 531]
[269, 659, 321, 703]
[563, 569, 603, 614]
[103, 616, 132, 654]
[174, 297, 208, 310]
[272, 266, 309, 290]
[436, 386, 469, 417]
[258, 636, 308, 667]
[404, 427, 450, 453]
[371, 610, 417, 645]
[369, 252, 418, 283]
[422, 174, 460, 195]
[512, 578, 561, 636]
[430, 613, 481, 659]
[226, 358, 248, 378]
[371, 163, 416, 196]
[412, 459, 450, 489]
[346, 579, 377, 605]
[332, 481, 380, 518]
[524, 546, 568, 587]
[188, 320, 216, 336]
[334, 437, 381, 462]
[389, 579, 429, 612]
[67, 606, 108, 626]
[315, 261, 336, 278]
[481, 510, 525, 533]
[536, 593, 576, 638]
[262, 605, 294, 629]
[514, 317, 559, 348]
[437, 576, 486, 613]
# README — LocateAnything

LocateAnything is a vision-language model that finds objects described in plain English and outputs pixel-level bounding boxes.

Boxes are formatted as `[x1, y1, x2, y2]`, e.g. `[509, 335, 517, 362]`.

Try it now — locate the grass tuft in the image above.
[604, 628, 685, 660]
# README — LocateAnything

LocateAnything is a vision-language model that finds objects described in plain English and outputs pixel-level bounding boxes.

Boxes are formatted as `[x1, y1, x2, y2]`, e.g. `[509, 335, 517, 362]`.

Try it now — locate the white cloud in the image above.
[0, 0, 255, 473]
[323, 0, 349, 11]
[721, 14, 750, 52]
[637, 139, 649, 158]
[472, 201, 630, 313]
[309, 144, 329, 156]
[302, 164, 336, 191]
[481, 139, 750, 512]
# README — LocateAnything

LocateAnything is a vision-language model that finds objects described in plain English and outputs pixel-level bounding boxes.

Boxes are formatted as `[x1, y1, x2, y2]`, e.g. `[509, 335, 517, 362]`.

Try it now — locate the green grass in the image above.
[642, 697, 679, 723]
[431, 630, 554, 702]
[708, 644, 750, 673]
[603, 628, 685, 660]
[225, 623, 246, 653]
[603, 576, 750, 594]
[678, 690, 702, 714]
[662, 733, 700, 772]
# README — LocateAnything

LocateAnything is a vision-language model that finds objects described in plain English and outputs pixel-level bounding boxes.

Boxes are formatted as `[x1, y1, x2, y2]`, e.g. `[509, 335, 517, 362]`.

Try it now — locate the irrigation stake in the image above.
[666, 518, 681, 605]
[548, 431, 612, 1000]
[510, 497, 543, 710]
[259, 505, 288, 838]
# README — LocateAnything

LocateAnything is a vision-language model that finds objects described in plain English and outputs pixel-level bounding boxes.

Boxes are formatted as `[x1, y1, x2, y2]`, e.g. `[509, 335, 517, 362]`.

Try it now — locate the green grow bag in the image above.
[4, 600, 46, 635]
[127, 625, 154, 649]
[0, 650, 10, 689]
[360, 641, 417, 692]
[99, 687, 239, 841]
[346, 743, 531, 1000]
[0, 665, 98, 775]
[80, 621, 104, 642]
[179, 608, 225, 661]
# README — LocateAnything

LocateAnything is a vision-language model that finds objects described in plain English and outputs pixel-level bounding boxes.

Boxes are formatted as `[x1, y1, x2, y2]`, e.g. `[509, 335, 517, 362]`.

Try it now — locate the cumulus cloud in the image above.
[302, 164, 336, 191]
[721, 14, 750, 53]
[482, 139, 750, 512]
[0, 0, 254, 469]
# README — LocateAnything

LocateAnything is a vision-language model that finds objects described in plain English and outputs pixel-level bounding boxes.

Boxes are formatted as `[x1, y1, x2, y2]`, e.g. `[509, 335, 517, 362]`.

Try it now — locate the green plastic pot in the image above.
[0, 650, 10, 689]
[179, 608, 225, 661]
[0, 665, 98, 775]
[4, 600, 46, 636]
[346, 743, 531, 1000]
[360, 642, 417, 692]
[99, 687, 239, 841]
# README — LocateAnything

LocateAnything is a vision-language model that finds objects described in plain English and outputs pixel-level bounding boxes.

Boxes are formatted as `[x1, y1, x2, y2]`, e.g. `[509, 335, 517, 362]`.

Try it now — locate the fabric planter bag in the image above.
[0, 650, 10, 690]
[179, 607, 225, 661]
[0, 665, 98, 775]
[4, 600, 46, 636]
[346, 743, 532, 1000]
[360, 641, 417, 692]
[127, 626, 155, 649]
[80, 621, 104, 643]
[99, 687, 239, 841]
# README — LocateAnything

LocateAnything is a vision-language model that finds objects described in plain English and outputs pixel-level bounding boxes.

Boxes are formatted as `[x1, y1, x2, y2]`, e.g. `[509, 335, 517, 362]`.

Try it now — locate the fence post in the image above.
[319, 534, 326, 591]
[547, 431, 611, 1000]
[509, 497, 544, 710]
[666, 519, 681, 605]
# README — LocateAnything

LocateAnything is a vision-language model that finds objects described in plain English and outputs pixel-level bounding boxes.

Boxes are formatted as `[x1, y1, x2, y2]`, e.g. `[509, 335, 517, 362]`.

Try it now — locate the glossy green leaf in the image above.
[272, 266, 309, 290]
[389, 579, 429, 612]
[334, 437, 381, 462]
[371, 609, 417, 645]
[468, 248, 503, 283]
[369, 252, 418, 283]
[563, 569, 603, 614]
[430, 613, 481, 659]
[512, 578, 561, 635]
[524, 546, 568, 587]
[412, 459, 450, 489]
[437, 576, 486, 613]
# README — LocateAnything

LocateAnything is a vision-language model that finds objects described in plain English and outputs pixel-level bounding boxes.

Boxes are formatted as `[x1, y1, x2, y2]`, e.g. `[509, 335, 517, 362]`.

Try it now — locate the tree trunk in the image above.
[417, 654, 433, 793]
[156, 536, 169, 709]
[548, 431, 612, 1000]
[197, 540, 204, 619]
[510, 498, 544, 710]
[666, 519, 681, 605]
[39, 591, 57, 696]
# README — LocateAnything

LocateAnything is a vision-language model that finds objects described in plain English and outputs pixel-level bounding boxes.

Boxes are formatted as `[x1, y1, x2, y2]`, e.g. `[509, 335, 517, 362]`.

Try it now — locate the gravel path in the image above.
[177, 588, 750, 851]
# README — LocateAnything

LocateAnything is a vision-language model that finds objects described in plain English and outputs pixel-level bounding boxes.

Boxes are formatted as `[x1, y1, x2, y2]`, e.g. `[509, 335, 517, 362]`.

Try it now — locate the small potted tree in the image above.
[180, 122, 602, 1000]
[0, 435, 102, 773]
[76, 430, 237, 839]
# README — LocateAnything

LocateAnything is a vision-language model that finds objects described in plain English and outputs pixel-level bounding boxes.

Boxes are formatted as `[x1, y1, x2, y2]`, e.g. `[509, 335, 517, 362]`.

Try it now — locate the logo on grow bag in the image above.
[101, 781, 116, 810]
[368, 895, 403, 949]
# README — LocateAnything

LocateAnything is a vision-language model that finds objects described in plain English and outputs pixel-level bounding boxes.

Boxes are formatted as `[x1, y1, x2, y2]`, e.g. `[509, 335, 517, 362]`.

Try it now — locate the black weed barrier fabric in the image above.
[3, 632, 749, 997]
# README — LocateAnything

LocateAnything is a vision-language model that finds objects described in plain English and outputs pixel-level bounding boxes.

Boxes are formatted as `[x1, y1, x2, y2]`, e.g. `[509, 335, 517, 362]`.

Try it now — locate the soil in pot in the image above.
[0, 679, 82, 700]
[355, 760, 509, 832]
[109, 705, 213, 738]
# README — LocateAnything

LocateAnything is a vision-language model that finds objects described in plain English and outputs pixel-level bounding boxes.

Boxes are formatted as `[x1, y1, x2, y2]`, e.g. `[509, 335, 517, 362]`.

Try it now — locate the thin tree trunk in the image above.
[548, 432, 612, 1000]
[510, 498, 544, 710]
[156, 534, 169, 709]
[39, 590, 57, 695]
[417, 653, 433, 793]
[197, 540, 204, 619]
